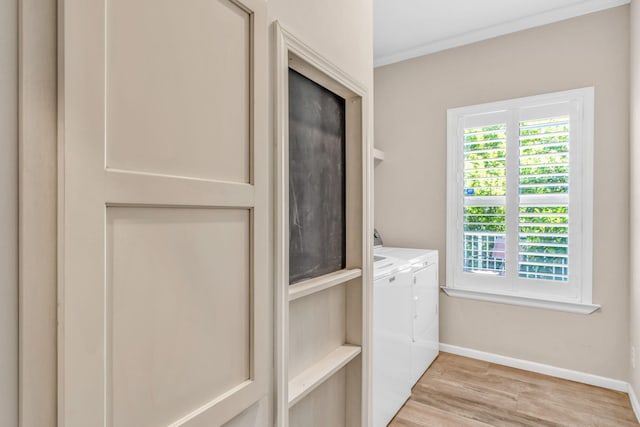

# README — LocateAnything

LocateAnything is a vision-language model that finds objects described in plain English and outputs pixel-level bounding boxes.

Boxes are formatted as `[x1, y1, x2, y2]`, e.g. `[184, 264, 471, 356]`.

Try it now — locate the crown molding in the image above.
[374, 0, 630, 68]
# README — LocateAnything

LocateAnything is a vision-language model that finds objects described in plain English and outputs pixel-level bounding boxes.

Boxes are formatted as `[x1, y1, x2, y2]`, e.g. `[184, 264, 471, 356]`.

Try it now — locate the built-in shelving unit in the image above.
[275, 22, 372, 427]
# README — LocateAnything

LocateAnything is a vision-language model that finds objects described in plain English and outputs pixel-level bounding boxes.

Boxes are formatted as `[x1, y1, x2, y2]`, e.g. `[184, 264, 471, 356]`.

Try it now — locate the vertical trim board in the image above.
[19, 0, 58, 425]
[1, 0, 18, 425]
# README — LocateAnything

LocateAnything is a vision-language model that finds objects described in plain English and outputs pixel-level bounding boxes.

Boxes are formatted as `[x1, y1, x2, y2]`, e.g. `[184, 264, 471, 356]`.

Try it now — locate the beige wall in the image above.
[629, 0, 640, 391]
[374, 7, 629, 380]
[0, 0, 17, 424]
[268, 1, 373, 90]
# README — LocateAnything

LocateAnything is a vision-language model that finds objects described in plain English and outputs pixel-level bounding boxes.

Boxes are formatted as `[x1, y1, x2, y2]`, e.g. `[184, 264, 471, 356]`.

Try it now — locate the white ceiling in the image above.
[374, 0, 630, 67]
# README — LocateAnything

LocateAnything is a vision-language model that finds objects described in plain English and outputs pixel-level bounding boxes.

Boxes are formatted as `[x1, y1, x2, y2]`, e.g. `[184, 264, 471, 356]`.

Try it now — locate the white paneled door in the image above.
[59, 0, 268, 426]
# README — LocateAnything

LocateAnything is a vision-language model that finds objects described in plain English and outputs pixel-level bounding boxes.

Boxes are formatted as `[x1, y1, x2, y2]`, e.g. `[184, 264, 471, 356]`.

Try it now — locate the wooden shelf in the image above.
[288, 345, 361, 408]
[289, 268, 362, 301]
[373, 148, 385, 161]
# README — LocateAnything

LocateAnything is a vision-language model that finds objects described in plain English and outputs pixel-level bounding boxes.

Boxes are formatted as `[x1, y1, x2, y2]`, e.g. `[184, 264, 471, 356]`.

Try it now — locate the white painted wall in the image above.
[0, 0, 18, 424]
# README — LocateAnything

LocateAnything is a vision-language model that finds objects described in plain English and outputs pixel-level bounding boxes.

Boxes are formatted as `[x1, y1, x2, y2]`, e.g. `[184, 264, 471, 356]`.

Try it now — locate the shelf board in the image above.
[288, 268, 362, 301]
[373, 148, 385, 161]
[288, 344, 361, 408]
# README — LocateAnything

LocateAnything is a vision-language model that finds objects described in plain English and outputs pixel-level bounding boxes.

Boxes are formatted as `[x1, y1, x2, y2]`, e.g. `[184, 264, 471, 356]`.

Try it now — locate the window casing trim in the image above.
[445, 87, 595, 306]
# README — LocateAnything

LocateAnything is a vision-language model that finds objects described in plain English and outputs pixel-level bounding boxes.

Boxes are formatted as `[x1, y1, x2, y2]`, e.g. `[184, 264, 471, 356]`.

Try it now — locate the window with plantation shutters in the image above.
[446, 88, 597, 311]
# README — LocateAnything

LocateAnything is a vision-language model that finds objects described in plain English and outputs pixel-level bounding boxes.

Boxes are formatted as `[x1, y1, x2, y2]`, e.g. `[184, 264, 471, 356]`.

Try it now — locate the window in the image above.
[445, 88, 597, 312]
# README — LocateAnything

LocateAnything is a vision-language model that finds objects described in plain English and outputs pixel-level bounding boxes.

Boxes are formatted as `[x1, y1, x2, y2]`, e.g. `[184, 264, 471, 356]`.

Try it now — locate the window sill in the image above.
[441, 287, 600, 314]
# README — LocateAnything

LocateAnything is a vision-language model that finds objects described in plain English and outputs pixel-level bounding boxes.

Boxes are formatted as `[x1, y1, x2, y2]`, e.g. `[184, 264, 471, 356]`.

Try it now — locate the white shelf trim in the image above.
[441, 287, 600, 314]
[373, 148, 385, 161]
[288, 345, 361, 408]
[289, 268, 362, 301]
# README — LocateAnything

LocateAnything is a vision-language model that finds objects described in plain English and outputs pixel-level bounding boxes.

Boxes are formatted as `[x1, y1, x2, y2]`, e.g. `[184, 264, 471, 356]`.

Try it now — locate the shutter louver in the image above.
[518, 116, 570, 282]
[462, 124, 507, 276]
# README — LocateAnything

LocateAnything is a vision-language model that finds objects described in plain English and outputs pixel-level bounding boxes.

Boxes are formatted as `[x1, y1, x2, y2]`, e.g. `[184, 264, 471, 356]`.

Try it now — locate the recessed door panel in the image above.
[106, 0, 250, 183]
[107, 207, 250, 427]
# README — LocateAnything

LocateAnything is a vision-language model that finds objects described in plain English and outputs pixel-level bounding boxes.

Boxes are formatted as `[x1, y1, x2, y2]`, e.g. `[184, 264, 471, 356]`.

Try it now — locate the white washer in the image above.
[372, 255, 413, 427]
[375, 247, 439, 386]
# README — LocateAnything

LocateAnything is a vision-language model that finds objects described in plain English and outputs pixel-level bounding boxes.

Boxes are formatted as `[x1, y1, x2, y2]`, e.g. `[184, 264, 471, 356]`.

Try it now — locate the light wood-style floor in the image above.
[390, 352, 638, 427]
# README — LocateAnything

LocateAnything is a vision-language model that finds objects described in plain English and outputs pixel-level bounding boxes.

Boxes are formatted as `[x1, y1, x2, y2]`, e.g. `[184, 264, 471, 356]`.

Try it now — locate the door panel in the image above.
[108, 207, 250, 427]
[411, 264, 439, 385]
[60, 0, 268, 425]
[413, 264, 438, 340]
[106, 0, 250, 182]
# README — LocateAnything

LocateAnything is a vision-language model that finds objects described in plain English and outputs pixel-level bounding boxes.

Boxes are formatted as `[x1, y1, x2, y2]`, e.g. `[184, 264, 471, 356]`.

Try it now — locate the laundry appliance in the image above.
[375, 247, 439, 385]
[372, 254, 413, 427]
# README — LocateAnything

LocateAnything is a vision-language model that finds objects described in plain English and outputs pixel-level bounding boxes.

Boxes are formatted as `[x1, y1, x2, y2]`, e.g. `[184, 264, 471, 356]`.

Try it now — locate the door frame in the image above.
[1, 0, 18, 424]
[18, 0, 58, 426]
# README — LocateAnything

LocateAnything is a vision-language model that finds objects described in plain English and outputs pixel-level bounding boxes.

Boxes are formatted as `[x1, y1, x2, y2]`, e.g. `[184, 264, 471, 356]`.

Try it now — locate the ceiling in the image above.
[374, 0, 630, 67]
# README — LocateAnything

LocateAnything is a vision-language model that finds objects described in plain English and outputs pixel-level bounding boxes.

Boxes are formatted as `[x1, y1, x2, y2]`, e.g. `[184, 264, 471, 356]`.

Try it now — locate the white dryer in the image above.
[372, 255, 413, 427]
[375, 247, 439, 386]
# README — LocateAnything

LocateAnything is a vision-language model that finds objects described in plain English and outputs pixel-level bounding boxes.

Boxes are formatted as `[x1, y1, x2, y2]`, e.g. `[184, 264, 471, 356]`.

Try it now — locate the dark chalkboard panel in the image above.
[288, 69, 346, 284]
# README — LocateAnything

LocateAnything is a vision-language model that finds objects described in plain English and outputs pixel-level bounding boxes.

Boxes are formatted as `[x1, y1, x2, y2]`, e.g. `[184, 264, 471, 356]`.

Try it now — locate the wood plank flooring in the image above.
[390, 352, 638, 427]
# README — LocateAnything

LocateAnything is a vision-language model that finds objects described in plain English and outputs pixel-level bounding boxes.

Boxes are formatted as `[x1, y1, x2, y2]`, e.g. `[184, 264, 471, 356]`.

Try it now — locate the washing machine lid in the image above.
[376, 247, 438, 266]
[373, 254, 410, 279]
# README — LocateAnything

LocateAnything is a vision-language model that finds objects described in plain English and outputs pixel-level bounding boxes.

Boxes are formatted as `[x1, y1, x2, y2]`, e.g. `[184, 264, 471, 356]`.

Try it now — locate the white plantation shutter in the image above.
[518, 116, 570, 282]
[447, 88, 594, 304]
[462, 124, 507, 276]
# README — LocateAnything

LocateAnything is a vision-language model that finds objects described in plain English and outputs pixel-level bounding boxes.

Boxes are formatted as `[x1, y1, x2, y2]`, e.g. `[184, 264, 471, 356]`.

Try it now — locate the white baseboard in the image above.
[628, 384, 640, 423]
[439, 343, 628, 392]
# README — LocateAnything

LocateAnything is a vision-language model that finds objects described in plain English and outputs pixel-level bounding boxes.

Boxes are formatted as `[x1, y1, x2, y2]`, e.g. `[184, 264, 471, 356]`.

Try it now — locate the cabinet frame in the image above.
[274, 21, 372, 427]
